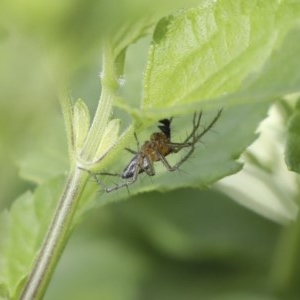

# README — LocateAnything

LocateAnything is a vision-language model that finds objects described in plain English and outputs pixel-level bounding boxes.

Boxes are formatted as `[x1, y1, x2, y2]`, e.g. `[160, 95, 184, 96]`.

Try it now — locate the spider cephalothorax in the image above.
[89, 110, 222, 192]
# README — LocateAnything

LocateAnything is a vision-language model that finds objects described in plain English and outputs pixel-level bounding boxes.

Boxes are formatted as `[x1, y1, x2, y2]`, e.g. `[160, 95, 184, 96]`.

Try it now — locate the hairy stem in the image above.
[19, 43, 118, 299]
[271, 207, 300, 296]
[19, 167, 88, 300]
[80, 44, 118, 161]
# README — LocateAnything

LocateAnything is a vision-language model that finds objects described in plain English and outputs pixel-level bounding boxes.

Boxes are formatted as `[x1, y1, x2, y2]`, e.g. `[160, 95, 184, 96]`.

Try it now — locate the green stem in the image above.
[80, 44, 118, 161]
[19, 43, 118, 299]
[271, 204, 300, 296]
[80, 86, 115, 161]
[19, 167, 88, 300]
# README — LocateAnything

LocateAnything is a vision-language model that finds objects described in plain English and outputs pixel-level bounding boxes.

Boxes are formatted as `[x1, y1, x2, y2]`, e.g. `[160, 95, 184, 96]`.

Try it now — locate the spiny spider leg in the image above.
[84, 169, 111, 191]
[125, 148, 137, 154]
[133, 132, 140, 150]
[125, 132, 140, 154]
[80, 167, 130, 193]
[180, 111, 203, 144]
[157, 139, 195, 171]
[95, 171, 120, 176]
[165, 111, 202, 153]
[169, 109, 222, 153]
[175, 109, 223, 167]
[79, 167, 122, 193]
[194, 109, 222, 142]
[156, 109, 222, 171]
[94, 153, 152, 193]
[155, 140, 196, 172]
[96, 165, 139, 193]
[155, 150, 178, 171]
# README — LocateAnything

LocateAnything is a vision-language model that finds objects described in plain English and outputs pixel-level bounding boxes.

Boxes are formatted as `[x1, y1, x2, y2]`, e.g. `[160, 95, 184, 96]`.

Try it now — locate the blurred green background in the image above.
[46, 189, 285, 300]
[1, 1, 300, 299]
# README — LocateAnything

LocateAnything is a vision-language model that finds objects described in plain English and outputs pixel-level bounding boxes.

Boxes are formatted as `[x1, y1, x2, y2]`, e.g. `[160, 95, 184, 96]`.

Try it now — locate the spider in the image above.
[89, 109, 222, 192]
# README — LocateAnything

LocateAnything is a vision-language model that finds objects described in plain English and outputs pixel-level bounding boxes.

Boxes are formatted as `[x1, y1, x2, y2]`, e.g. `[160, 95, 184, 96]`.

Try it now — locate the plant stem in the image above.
[80, 44, 118, 161]
[19, 167, 88, 300]
[271, 204, 300, 296]
[19, 43, 118, 299]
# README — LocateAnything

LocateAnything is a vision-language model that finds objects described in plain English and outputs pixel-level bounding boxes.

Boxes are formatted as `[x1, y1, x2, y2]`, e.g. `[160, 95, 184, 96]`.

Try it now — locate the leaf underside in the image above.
[2, 1, 300, 298]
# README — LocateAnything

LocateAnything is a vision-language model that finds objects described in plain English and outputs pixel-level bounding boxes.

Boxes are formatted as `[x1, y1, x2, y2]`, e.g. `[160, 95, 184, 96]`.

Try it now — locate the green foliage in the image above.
[0, 0, 300, 299]
[142, 1, 300, 112]
[286, 99, 300, 173]
[0, 177, 65, 298]
[99, 103, 271, 205]
[45, 190, 282, 300]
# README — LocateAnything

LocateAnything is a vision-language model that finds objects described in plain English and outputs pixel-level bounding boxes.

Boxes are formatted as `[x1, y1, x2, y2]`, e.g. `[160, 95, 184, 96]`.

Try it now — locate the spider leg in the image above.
[156, 109, 223, 171]
[174, 109, 223, 168]
[124, 131, 141, 154]
[180, 111, 203, 144]
[102, 166, 140, 192]
[172, 141, 197, 170]
[125, 148, 137, 154]
[134, 132, 140, 151]
[168, 109, 222, 153]
[84, 169, 114, 191]
[166, 141, 193, 152]
[156, 143, 196, 172]
[194, 109, 222, 141]
[93, 171, 120, 176]
[141, 154, 156, 176]
[164, 112, 202, 153]
[156, 150, 178, 171]
[80, 163, 140, 193]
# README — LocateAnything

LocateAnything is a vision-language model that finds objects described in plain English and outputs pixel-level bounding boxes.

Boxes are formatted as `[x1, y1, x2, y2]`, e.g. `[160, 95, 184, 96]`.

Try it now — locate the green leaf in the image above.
[59, 88, 75, 162]
[73, 99, 90, 153]
[94, 119, 120, 162]
[0, 281, 10, 300]
[0, 177, 65, 299]
[111, 14, 154, 55]
[94, 101, 270, 205]
[108, 14, 157, 79]
[285, 99, 300, 173]
[233, 28, 300, 102]
[107, 2, 202, 78]
[109, 0, 203, 63]
[142, 1, 300, 111]
[99, 1, 300, 208]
